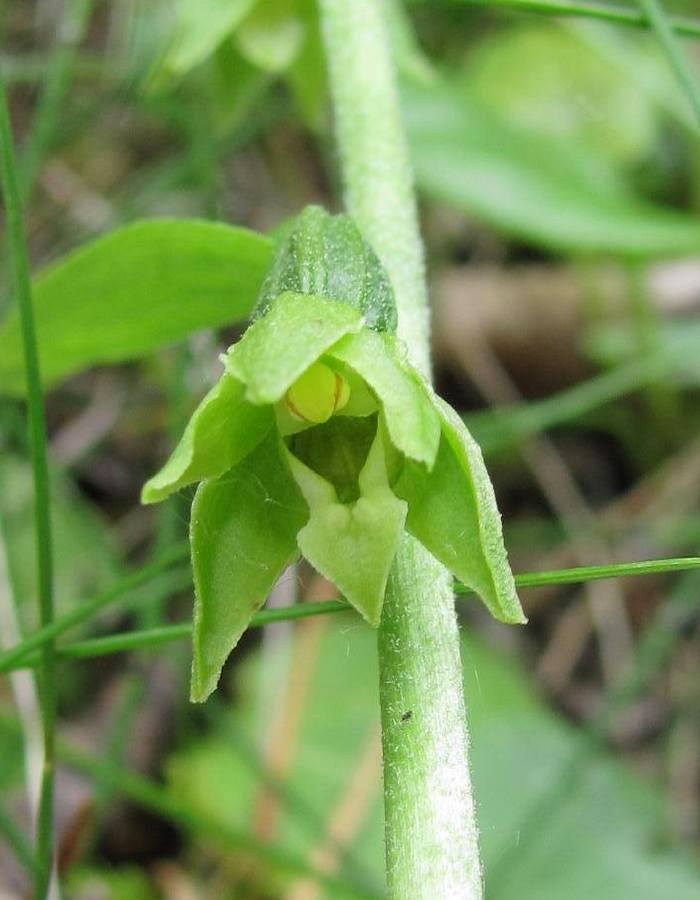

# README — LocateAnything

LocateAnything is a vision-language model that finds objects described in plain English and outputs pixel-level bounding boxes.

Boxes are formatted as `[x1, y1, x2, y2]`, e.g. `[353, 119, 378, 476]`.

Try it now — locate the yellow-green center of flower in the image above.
[285, 361, 350, 424]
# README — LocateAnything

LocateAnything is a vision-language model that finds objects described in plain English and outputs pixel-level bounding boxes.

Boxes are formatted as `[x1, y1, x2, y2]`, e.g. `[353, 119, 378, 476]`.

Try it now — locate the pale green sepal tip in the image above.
[141, 372, 273, 505]
[437, 396, 525, 625]
[189, 431, 307, 702]
[398, 392, 526, 626]
[224, 291, 364, 405]
[284, 428, 407, 627]
[327, 329, 440, 468]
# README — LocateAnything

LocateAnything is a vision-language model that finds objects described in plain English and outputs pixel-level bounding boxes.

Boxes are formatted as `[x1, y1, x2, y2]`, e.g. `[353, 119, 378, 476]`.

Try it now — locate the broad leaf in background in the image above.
[0, 219, 272, 396]
[167, 617, 700, 899]
[404, 78, 700, 257]
[0, 457, 121, 631]
[464, 23, 658, 167]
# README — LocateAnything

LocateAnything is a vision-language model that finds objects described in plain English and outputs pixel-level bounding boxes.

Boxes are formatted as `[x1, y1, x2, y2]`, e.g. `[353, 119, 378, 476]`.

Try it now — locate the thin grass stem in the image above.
[0, 547, 189, 675]
[2, 556, 698, 670]
[0, 66, 56, 899]
[460, 0, 700, 39]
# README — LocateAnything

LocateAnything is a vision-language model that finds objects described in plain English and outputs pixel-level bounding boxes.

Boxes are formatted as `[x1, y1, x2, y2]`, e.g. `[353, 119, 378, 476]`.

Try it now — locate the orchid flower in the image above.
[143, 207, 524, 701]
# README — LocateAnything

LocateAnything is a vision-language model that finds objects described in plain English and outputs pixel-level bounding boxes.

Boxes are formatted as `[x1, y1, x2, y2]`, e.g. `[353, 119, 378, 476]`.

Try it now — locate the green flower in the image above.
[143, 208, 524, 701]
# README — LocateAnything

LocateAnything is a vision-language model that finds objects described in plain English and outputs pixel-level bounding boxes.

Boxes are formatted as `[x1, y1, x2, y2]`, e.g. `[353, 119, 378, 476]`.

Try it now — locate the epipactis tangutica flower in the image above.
[143, 207, 525, 701]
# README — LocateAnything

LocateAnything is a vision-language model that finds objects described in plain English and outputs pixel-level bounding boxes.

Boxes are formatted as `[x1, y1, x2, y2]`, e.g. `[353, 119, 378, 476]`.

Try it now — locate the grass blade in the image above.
[0, 545, 189, 674]
[462, 0, 700, 39]
[0, 64, 56, 898]
[3, 557, 698, 670]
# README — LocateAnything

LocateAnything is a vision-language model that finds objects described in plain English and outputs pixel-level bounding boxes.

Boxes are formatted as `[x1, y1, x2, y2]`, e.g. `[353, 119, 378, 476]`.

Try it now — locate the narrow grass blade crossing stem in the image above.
[0, 69, 57, 898]
[0, 557, 698, 673]
[467, 0, 700, 40]
[0, 545, 190, 675]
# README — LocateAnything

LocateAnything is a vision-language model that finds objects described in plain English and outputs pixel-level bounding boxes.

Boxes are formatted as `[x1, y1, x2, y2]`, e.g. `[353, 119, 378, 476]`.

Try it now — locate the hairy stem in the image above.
[319, 2, 483, 896]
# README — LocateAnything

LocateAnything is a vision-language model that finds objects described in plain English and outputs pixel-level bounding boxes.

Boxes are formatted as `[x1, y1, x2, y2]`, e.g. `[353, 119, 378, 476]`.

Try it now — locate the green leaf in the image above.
[404, 77, 700, 257]
[142, 373, 273, 504]
[225, 291, 363, 404]
[285, 428, 407, 626]
[148, 0, 257, 86]
[0, 219, 273, 397]
[396, 394, 525, 625]
[190, 431, 307, 702]
[328, 330, 441, 467]
[465, 24, 658, 166]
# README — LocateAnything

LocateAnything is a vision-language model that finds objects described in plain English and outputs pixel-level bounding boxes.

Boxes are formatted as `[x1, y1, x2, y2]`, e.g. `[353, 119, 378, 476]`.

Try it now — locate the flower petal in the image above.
[396, 393, 526, 625]
[327, 330, 440, 467]
[142, 373, 273, 504]
[190, 431, 308, 702]
[285, 427, 407, 627]
[225, 291, 363, 404]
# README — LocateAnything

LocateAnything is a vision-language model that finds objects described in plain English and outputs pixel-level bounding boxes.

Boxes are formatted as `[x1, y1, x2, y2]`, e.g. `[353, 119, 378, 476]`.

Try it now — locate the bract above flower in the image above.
[142, 209, 525, 702]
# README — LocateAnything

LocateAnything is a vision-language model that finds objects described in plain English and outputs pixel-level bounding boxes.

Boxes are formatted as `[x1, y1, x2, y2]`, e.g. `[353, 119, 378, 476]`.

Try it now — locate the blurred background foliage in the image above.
[1, 0, 700, 897]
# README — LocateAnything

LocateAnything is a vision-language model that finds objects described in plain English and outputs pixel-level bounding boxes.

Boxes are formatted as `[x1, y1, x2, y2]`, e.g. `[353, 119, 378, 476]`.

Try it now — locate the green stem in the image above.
[0, 71, 56, 897]
[319, 2, 482, 895]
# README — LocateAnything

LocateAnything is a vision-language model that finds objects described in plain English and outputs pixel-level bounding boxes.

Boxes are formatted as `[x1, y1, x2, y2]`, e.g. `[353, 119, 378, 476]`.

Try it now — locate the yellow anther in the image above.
[285, 362, 350, 424]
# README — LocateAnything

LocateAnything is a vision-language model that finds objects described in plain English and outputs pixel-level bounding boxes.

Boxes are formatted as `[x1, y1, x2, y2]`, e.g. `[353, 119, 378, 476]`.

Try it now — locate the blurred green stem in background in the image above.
[0, 67, 57, 899]
[319, 1, 483, 896]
